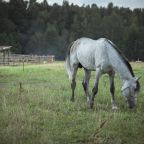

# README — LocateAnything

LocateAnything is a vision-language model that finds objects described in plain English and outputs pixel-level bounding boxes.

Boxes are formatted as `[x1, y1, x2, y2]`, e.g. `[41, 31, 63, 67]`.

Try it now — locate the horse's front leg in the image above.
[90, 69, 102, 109]
[109, 71, 118, 110]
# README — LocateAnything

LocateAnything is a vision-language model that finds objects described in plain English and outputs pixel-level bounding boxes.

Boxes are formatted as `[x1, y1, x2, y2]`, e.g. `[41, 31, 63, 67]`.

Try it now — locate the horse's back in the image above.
[72, 38, 110, 70]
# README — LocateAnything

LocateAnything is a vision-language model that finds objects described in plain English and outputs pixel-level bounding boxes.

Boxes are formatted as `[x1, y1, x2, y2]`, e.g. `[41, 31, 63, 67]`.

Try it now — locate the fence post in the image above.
[23, 57, 24, 71]
[8, 50, 10, 65]
[3, 51, 5, 65]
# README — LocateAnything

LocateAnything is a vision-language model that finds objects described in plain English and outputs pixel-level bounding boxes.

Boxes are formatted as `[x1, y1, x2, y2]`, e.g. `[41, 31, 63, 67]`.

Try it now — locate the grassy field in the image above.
[0, 62, 144, 144]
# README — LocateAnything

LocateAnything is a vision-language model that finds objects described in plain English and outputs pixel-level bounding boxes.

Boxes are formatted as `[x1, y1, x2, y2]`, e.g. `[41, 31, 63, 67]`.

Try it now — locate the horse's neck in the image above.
[106, 38, 133, 82]
[113, 60, 133, 82]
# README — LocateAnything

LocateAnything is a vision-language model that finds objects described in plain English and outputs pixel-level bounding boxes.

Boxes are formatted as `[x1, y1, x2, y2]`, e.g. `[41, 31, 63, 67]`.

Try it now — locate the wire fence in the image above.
[0, 54, 55, 66]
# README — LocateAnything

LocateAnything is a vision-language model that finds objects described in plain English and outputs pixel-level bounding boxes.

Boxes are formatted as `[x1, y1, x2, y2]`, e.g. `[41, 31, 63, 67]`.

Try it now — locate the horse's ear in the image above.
[135, 76, 141, 81]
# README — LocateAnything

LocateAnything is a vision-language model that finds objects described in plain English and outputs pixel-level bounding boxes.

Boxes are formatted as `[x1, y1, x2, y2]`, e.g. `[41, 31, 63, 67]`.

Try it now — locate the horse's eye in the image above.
[134, 87, 138, 92]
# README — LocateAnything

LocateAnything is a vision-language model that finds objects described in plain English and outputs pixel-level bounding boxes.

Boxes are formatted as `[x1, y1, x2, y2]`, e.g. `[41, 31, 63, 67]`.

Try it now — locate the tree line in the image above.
[0, 0, 144, 60]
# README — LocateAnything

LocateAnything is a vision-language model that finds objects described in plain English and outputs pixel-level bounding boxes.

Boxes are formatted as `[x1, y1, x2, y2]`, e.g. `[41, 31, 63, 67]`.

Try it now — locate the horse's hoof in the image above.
[89, 101, 94, 109]
[70, 97, 75, 102]
[87, 101, 91, 109]
[112, 106, 118, 111]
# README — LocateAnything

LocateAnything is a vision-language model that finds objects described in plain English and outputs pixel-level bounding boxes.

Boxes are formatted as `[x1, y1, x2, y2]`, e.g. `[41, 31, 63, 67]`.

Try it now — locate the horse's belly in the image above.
[78, 52, 113, 72]
[77, 52, 96, 70]
[80, 61, 95, 70]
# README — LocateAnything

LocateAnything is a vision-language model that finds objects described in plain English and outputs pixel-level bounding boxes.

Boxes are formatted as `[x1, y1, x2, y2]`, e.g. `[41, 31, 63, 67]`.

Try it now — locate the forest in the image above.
[0, 0, 144, 60]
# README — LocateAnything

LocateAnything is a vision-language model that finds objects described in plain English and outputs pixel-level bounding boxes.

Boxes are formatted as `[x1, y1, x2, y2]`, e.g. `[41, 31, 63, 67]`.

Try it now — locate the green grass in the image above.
[0, 62, 144, 144]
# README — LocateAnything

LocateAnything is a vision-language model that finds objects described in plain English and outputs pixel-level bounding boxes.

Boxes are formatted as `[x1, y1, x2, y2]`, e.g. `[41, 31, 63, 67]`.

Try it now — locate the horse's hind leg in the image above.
[82, 69, 91, 104]
[70, 64, 78, 102]
[109, 71, 118, 110]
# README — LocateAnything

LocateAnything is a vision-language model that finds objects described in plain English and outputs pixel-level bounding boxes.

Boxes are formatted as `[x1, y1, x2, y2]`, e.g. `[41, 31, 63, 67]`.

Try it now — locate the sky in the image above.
[36, 0, 144, 9]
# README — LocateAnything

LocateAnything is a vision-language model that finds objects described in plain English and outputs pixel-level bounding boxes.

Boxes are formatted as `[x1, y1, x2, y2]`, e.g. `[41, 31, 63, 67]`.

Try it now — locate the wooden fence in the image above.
[0, 53, 55, 66]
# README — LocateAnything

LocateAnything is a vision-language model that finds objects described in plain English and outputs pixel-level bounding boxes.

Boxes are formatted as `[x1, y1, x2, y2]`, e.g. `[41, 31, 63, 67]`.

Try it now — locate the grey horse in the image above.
[65, 37, 140, 109]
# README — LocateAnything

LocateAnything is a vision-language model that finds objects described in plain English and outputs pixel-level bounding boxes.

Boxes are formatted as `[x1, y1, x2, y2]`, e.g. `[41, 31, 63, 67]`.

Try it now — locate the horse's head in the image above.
[121, 77, 140, 108]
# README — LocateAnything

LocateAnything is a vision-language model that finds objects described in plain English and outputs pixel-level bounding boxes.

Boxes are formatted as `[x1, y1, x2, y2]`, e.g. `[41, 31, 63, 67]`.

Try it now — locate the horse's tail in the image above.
[65, 54, 72, 80]
[65, 42, 74, 80]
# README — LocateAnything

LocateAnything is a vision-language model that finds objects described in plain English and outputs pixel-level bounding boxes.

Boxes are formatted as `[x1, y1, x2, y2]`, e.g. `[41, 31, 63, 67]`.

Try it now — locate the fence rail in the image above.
[0, 54, 55, 66]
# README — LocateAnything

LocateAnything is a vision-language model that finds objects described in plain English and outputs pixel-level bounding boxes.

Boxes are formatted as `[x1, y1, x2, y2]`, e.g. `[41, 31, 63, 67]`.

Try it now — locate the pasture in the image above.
[0, 62, 144, 144]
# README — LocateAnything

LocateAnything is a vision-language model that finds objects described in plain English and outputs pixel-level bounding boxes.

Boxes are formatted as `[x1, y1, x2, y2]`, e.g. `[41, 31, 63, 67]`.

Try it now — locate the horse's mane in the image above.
[107, 39, 135, 77]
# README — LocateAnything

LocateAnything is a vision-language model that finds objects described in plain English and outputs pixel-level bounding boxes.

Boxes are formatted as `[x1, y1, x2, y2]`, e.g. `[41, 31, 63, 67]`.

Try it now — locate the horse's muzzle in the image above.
[128, 100, 136, 109]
